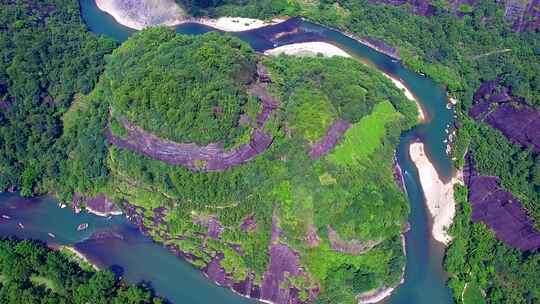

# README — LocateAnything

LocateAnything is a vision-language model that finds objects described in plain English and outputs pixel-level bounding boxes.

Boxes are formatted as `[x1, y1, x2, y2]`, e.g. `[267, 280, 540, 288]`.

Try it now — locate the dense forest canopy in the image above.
[106, 29, 258, 147]
[0, 238, 162, 303]
[0, 0, 117, 196]
[2, 0, 540, 303]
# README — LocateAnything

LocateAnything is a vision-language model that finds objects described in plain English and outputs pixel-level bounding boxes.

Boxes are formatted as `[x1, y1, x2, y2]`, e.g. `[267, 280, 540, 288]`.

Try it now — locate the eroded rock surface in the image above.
[107, 67, 280, 172]
[465, 154, 540, 251]
[469, 78, 540, 152]
[327, 225, 381, 255]
[309, 119, 351, 160]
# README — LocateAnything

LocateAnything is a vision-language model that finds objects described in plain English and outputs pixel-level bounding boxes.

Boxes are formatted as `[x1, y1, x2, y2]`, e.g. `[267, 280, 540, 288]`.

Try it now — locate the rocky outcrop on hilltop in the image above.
[464, 154, 540, 251]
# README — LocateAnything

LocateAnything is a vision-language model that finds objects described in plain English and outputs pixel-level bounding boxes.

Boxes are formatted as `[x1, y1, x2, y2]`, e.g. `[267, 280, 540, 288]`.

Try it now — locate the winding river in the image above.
[0, 1, 455, 303]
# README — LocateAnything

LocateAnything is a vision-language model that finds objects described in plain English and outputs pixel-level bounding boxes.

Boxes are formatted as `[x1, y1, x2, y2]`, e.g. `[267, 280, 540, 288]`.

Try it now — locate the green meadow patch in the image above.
[327, 100, 401, 167]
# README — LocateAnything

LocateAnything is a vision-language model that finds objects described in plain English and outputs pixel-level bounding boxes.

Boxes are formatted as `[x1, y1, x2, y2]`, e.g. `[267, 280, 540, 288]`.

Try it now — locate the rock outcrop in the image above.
[464, 154, 540, 251]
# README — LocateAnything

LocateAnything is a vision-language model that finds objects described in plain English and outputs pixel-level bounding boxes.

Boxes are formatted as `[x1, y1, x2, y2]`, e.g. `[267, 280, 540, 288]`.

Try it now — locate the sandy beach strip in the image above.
[60, 246, 100, 271]
[409, 142, 461, 245]
[264, 42, 352, 58]
[195, 17, 285, 32]
[85, 206, 122, 217]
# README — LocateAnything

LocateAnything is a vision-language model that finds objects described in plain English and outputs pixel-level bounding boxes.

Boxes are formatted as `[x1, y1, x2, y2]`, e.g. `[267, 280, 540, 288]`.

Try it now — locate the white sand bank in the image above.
[95, 1, 285, 31]
[264, 42, 352, 58]
[96, 0, 186, 30]
[196, 17, 284, 32]
[409, 142, 462, 245]
[60, 246, 99, 270]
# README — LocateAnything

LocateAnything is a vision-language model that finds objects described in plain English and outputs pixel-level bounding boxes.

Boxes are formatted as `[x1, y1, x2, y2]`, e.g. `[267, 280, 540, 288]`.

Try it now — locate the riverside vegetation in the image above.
[0, 238, 162, 303]
[0, 1, 419, 302]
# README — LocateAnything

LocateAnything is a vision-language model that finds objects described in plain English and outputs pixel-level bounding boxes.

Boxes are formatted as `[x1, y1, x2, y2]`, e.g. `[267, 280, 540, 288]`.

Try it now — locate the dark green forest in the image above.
[0, 0, 117, 196]
[445, 186, 540, 303]
[0, 238, 162, 303]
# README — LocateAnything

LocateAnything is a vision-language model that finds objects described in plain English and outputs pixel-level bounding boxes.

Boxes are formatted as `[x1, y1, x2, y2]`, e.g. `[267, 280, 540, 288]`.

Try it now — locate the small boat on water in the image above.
[18, 222, 24, 229]
[48, 232, 56, 238]
[2, 215, 10, 219]
[77, 223, 88, 231]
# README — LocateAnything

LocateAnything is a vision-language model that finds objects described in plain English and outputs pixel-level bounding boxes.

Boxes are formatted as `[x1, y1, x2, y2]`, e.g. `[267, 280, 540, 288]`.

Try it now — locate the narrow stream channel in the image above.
[0, 2, 455, 303]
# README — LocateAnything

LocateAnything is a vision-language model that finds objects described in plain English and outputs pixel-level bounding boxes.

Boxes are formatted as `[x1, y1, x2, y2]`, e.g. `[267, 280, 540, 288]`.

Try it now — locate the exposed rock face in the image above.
[95, 0, 186, 30]
[506, 0, 540, 31]
[469, 78, 540, 152]
[240, 215, 257, 232]
[360, 37, 400, 59]
[393, 157, 406, 192]
[309, 119, 351, 160]
[72, 193, 122, 216]
[193, 215, 224, 239]
[464, 154, 540, 251]
[327, 225, 381, 255]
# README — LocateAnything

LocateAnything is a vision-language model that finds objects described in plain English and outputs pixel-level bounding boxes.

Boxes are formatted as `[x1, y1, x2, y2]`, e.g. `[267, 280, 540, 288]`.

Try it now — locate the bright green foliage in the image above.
[327, 101, 401, 167]
[0, 238, 162, 303]
[288, 89, 337, 142]
[178, 2, 540, 302]
[106, 28, 257, 147]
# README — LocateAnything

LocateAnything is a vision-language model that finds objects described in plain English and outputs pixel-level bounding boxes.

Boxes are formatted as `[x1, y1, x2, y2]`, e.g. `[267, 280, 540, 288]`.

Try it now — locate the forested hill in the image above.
[62, 26, 418, 303]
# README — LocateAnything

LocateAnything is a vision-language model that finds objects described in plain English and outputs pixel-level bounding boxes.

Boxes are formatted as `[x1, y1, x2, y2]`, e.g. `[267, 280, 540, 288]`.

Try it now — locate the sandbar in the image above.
[409, 142, 461, 245]
[264, 42, 352, 58]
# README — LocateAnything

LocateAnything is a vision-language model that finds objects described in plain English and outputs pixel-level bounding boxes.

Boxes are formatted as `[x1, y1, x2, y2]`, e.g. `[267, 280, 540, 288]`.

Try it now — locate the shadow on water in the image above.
[0, 1, 456, 303]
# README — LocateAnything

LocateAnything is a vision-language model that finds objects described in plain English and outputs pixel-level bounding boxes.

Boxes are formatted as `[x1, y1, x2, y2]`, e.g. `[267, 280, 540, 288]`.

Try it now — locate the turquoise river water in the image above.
[0, 1, 456, 303]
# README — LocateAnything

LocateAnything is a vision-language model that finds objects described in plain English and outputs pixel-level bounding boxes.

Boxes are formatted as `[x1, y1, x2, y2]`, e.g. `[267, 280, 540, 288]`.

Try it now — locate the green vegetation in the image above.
[0, 0, 117, 197]
[0, 238, 162, 303]
[58, 27, 416, 302]
[7, 0, 540, 303]
[462, 282, 485, 304]
[105, 29, 257, 147]
[327, 101, 401, 167]
[174, 1, 540, 302]
[444, 185, 540, 303]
